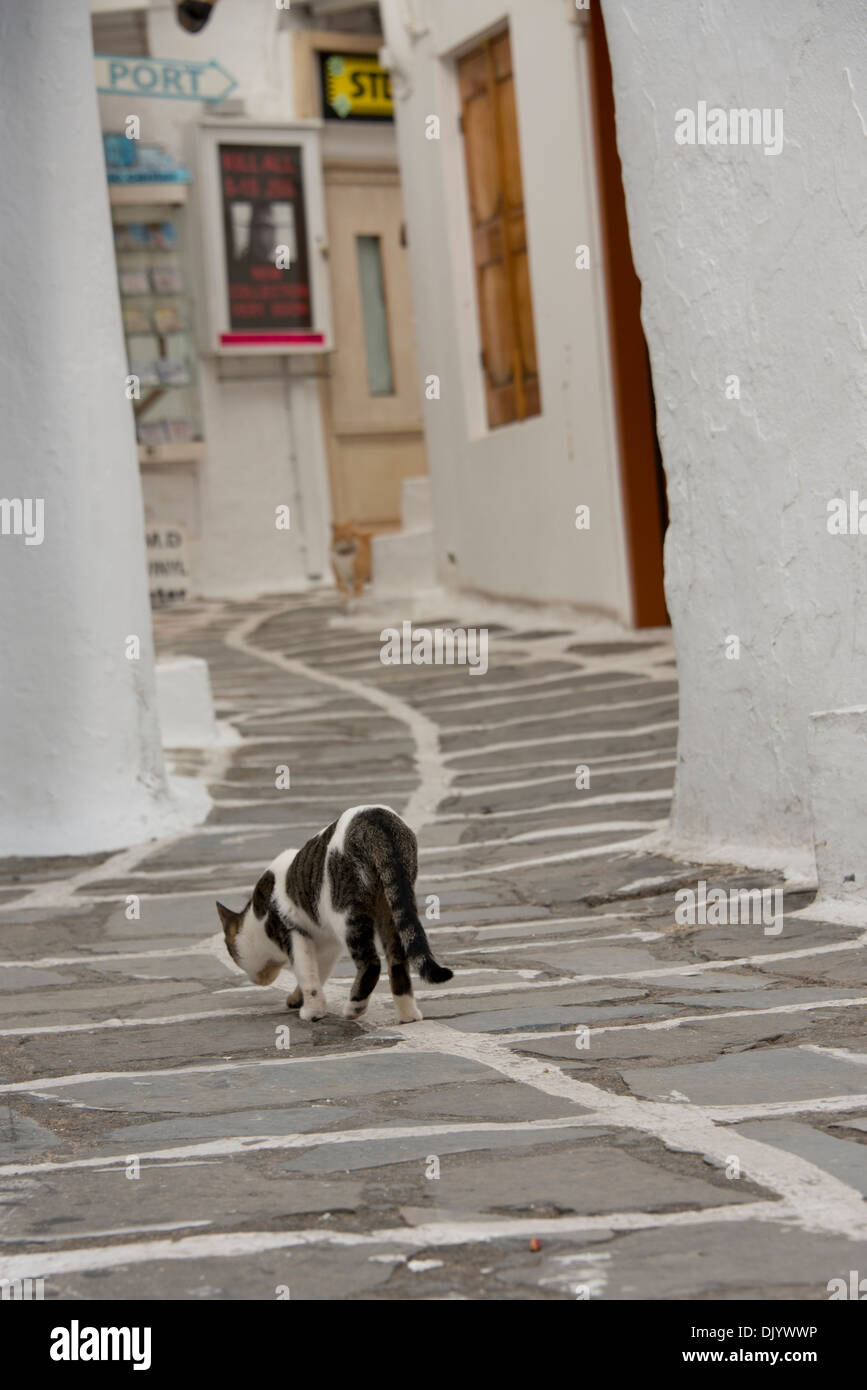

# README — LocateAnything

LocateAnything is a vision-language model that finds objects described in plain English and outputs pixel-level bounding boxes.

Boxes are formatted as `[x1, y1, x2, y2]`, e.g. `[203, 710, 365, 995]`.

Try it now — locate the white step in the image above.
[401, 475, 432, 531]
[372, 526, 437, 598]
[156, 656, 240, 749]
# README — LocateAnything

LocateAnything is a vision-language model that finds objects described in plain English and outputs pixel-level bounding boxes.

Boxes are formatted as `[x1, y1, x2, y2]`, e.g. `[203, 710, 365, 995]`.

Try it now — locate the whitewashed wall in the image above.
[380, 0, 633, 621]
[601, 0, 867, 868]
[96, 0, 332, 597]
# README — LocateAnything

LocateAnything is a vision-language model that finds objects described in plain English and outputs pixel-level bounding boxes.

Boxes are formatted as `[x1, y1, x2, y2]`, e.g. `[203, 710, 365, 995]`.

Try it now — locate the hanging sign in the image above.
[95, 54, 237, 103]
[319, 53, 394, 121]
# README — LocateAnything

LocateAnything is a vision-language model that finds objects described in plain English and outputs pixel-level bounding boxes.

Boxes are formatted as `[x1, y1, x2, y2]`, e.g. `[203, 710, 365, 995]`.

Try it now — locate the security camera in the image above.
[176, 1, 219, 33]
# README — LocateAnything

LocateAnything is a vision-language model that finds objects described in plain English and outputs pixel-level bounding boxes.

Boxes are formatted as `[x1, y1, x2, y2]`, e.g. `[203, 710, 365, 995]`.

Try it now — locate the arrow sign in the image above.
[94, 54, 238, 104]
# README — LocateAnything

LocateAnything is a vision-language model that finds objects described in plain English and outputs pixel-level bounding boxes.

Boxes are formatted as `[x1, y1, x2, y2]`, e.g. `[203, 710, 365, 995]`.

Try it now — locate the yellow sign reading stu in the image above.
[322, 54, 393, 120]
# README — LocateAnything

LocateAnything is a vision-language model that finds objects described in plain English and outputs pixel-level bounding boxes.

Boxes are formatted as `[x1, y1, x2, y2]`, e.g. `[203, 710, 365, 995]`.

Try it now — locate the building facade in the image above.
[379, 0, 668, 626]
[92, 0, 428, 601]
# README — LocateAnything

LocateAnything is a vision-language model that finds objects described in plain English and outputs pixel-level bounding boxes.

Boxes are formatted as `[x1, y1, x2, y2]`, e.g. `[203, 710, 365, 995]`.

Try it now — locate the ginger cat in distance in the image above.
[330, 521, 372, 600]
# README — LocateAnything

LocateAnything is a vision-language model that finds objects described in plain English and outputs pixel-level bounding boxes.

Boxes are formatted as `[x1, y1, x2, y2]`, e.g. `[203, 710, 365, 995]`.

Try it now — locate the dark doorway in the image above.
[588, 5, 669, 627]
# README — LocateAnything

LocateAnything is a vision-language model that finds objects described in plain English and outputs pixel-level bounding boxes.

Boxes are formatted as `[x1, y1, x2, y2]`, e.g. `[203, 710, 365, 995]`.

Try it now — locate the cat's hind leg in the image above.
[343, 913, 381, 1019]
[379, 909, 422, 1023]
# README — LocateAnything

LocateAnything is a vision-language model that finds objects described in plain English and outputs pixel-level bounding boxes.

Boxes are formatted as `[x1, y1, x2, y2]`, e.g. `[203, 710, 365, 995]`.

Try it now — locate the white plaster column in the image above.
[808, 708, 867, 910]
[0, 0, 176, 855]
[601, 0, 867, 872]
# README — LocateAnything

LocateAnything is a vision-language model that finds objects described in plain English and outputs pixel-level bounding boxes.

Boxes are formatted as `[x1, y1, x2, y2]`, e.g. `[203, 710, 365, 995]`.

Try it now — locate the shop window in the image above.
[356, 234, 394, 396]
[457, 27, 541, 430]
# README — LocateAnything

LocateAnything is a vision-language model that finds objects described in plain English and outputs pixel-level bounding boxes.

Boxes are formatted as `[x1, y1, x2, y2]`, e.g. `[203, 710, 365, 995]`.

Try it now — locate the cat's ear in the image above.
[216, 900, 240, 938]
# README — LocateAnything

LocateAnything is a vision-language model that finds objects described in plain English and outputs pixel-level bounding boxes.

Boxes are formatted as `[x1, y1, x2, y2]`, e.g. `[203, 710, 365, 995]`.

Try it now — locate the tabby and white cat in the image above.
[216, 805, 452, 1023]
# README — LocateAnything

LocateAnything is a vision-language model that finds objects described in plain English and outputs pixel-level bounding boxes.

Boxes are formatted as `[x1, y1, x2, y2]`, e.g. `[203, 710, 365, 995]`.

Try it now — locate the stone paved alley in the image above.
[1, 594, 866, 1300]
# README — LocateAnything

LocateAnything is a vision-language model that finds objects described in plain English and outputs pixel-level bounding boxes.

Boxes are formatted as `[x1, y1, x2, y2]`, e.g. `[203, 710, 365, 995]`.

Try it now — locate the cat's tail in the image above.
[380, 862, 453, 984]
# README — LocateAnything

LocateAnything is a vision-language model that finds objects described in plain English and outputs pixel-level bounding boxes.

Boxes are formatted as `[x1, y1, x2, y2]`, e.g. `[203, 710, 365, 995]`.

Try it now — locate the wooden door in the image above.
[457, 28, 540, 429]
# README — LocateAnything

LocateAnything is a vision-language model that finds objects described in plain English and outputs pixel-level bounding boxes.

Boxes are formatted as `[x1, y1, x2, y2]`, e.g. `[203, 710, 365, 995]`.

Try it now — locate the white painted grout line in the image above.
[416, 835, 657, 880]
[0, 1048, 395, 1096]
[0, 1202, 782, 1281]
[447, 929, 662, 955]
[412, 673, 662, 712]
[0, 944, 215, 970]
[694, 1094, 867, 1123]
[434, 789, 672, 821]
[0, 1004, 294, 1039]
[451, 753, 676, 789]
[444, 719, 679, 761]
[0, 1220, 212, 1244]
[801, 1044, 867, 1066]
[494, 995, 867, 1042]
[418, 819, 667, 856]
[444, 691, 677, 736]
[0, 1116, 601, 1179]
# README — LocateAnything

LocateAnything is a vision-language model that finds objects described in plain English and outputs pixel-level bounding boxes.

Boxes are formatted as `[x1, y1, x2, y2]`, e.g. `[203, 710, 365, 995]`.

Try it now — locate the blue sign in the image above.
[94, 54, 238, 104]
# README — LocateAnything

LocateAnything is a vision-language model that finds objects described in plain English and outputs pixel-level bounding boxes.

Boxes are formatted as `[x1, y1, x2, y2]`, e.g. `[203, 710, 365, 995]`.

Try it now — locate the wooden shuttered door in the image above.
[458, 29, 541, 430]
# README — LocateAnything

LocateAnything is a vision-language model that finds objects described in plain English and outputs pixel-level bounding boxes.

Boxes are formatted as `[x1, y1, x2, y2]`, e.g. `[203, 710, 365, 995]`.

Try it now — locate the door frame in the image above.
[587, 5, 669, 628]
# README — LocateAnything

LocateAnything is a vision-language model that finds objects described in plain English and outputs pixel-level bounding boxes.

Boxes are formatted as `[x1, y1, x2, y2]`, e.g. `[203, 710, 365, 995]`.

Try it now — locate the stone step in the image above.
[400, 475, 432, 531]
[371, 525, 437, 598]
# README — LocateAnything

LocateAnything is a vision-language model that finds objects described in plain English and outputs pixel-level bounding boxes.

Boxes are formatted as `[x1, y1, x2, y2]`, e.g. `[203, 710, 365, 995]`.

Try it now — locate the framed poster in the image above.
[195, 122, 332, 353]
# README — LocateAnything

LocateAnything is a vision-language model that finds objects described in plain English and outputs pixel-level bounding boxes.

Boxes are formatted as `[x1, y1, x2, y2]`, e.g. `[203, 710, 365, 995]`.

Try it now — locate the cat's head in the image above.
[331, 522, 358, 556]
[215, 898, 283, 986]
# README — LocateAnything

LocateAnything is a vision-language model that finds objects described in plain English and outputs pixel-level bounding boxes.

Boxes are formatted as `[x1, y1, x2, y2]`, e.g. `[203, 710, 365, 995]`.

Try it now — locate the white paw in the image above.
[395, 998, 423, 1024]
[343, 999, 369, 1019]
[299, 1002, 327, 1021]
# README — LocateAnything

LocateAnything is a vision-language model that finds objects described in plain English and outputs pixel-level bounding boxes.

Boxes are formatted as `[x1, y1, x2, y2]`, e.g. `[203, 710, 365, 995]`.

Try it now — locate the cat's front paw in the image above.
[285, 986, 303, 1009]
[343, 998, 369, 1019]
[299, 1001, 327, 1021]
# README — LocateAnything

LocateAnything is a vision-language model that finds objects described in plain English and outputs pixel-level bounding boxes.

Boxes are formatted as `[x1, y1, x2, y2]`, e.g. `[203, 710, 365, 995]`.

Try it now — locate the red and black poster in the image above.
[219, 143, 313, 334]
